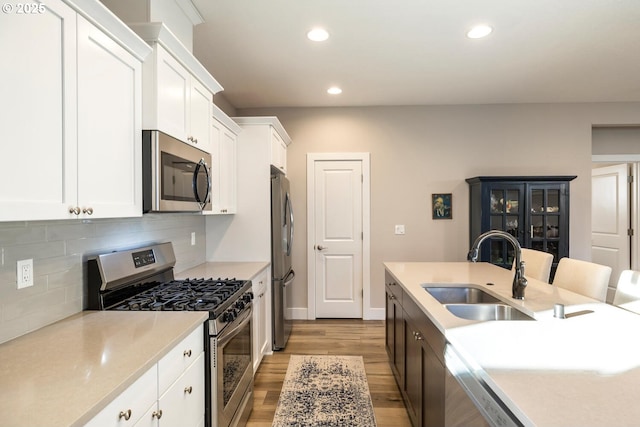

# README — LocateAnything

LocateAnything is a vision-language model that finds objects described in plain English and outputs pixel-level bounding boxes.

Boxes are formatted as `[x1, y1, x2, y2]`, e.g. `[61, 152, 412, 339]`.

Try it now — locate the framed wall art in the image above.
[432, 193, 452, 219]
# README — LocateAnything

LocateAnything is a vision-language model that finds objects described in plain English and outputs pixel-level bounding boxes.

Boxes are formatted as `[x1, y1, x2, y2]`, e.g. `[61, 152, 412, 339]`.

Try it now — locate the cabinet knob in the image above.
[119, 409, 132, 421]
[69, 206, 81, 215]
[388, 294, 396, 300]
[184, 385, 193, 394]
[152, 409, 163, 419]
[82, 207, 93, 215]
[183, 349, 192, 357]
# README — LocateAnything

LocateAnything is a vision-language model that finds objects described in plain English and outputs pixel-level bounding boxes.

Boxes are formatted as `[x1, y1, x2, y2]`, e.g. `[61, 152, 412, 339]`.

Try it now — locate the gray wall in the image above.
[0, 214, 206, 343]
[239, 102, 640, 312]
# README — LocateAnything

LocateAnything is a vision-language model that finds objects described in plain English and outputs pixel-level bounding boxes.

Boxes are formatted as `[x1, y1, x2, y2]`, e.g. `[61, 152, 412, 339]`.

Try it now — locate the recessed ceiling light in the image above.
[307, 28, 329, 42]
[327, 87, 342, 95]
[467, 25, 493, 39]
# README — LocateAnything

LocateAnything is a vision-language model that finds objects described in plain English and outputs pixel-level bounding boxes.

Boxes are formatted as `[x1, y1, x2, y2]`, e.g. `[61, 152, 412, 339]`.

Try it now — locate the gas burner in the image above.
[106, 276, 252, 318]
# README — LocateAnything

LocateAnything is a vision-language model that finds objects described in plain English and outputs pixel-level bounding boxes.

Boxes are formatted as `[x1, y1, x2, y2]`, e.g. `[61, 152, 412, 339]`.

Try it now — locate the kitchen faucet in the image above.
[467, 230, 528, 299]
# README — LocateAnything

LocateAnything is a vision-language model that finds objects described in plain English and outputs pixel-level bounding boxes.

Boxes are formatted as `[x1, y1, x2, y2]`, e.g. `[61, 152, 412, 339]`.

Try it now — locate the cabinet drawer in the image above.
[385, 272, 403, 302]
[385, 282, 403, 304]
[158, 352, 205, 427]
[252, 268, 268, 295]
[84, 364, 157, 427]
[158, 324, 204, 395]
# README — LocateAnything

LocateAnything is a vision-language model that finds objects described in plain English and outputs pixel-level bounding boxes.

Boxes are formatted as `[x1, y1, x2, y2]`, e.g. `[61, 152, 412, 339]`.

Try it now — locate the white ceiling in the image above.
[191, 0, 640, 109]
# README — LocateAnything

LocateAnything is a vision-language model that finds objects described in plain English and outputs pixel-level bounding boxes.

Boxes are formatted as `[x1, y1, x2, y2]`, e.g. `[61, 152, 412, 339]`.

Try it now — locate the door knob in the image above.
[316, 245, 327, 251]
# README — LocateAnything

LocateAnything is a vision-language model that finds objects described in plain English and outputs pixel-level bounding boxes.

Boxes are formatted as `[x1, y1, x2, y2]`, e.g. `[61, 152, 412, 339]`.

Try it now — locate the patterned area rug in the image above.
[272, 355, 377, 427]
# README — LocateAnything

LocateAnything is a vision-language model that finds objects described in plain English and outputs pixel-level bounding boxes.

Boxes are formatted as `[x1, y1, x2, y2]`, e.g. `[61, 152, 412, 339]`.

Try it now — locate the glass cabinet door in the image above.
[528, 186, 562, 264]
[488, 187, 523, 268]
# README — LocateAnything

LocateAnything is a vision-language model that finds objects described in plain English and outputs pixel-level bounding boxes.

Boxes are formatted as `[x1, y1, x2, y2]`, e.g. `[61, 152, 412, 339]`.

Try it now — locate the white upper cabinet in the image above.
[76, 16, 144, 219]
[0, 0, 150, 222]
[210, 105, 241, 215]
[233, 117, 292, 176]
[151, 44, 212, 151]
[155, 46, 190, 145]
[131, 23, 223, 153]
[270, 127, 288, 174]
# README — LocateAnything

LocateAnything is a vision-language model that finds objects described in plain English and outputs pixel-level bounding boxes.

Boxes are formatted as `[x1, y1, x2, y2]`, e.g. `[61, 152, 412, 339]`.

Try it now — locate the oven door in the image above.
[143, 130, 212, 213]
[213, 307, 253, 427]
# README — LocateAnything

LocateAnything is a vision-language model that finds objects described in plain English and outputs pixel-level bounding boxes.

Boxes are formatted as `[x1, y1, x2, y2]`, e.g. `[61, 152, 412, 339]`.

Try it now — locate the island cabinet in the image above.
[466, 176, 576, 279]
[385, 272, 446, 427]
[0, 0, 151, 222]
[385, 278, 404, 384]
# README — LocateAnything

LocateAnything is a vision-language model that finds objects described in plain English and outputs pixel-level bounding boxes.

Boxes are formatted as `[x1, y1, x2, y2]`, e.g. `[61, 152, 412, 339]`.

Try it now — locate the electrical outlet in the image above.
[395, 225, 405, 235]
[17, 259, 33, 289]
[191, 232, 196, 246]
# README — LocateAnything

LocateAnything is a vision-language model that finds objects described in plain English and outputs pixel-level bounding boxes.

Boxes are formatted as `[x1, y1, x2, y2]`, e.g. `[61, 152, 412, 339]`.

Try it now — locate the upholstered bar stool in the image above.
[552, 257, 612, 302]
[613, 270, 640, 307]
[518, 248, 554, 283]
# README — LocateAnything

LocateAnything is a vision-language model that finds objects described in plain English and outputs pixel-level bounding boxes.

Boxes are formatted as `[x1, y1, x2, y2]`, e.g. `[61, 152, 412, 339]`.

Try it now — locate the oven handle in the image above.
[217, 306, 252, 348]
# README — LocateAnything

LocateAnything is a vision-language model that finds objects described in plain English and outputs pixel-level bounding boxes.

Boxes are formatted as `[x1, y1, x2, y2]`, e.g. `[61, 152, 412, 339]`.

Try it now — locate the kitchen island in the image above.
[385, 261, 640, 427]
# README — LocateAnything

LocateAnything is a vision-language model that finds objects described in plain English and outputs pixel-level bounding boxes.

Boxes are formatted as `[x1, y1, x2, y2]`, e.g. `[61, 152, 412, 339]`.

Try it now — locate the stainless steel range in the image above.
[87, 242, 253, 427]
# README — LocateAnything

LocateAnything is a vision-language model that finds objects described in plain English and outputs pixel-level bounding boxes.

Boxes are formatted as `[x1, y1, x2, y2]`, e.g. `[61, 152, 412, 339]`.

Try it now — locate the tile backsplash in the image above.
[0, 213, 206, 344]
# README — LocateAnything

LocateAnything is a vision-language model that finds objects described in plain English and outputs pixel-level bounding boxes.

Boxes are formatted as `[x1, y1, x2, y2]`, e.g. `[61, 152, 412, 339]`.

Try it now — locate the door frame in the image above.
[592, 154, 640, 270]
[306, 153, 372, 319]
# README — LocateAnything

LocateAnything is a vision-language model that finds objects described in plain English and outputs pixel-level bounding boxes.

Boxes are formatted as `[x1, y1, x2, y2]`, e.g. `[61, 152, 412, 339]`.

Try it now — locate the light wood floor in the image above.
[247, 319, 412, 427]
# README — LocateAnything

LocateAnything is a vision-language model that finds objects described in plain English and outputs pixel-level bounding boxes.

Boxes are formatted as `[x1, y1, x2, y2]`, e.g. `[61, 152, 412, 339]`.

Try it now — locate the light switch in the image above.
[395, 225, 405, 235]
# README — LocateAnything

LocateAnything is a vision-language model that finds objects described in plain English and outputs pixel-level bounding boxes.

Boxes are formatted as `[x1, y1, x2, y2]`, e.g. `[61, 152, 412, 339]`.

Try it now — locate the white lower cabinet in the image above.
[157, 352, 205, 427]
[84, 364, 158, 427]
[252, 267, 270, 372]
[84, 325, 204, 427]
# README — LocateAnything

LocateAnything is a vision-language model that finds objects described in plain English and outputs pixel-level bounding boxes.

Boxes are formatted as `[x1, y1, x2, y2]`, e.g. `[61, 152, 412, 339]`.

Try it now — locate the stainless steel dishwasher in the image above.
[445, 344, 524, 427]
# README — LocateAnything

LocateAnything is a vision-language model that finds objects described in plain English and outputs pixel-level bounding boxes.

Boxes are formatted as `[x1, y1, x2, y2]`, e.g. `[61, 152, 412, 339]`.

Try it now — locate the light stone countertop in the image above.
[384, 261, 640, 427]
[0, 310, 208, 427]
[176, 261, 269, 281]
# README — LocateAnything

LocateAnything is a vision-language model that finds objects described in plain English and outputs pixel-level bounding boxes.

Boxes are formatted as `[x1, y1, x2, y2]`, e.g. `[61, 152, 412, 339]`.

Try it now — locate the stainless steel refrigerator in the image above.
[271, 173, 295, 350]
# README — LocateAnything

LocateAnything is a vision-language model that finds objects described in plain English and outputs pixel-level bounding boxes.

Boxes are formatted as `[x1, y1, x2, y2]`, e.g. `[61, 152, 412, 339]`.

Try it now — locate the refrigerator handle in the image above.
[283, 270, 295, 287]
[285, 192, 294, 256]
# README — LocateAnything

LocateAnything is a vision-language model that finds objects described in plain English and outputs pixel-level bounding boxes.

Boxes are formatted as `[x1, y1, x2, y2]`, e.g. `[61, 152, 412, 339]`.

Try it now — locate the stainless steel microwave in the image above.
[142, 130, 212, 213]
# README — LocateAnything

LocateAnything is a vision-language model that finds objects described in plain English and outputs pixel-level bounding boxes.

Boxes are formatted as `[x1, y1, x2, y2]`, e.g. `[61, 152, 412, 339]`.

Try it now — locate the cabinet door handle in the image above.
[183, 349, 192, 357]
[184, 385, 193, 394]
[119, 409, 132, 420]
[69, 206, 81, 215]
[152, 409, 163, 419]
[388, 294, 396, 300]
[530, 225, 534, 238]
[82, 207, 93, 215]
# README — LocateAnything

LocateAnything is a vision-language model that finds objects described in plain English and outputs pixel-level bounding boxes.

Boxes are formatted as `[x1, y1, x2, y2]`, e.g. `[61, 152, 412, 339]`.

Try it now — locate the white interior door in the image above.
[313, 160, 363, 318]
[592, 163, 630, 302]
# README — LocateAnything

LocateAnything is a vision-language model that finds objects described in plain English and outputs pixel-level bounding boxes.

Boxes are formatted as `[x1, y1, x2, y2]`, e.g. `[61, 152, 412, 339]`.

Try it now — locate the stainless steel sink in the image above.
[423, 286, 501, 304]
[445, 303, 534, 321]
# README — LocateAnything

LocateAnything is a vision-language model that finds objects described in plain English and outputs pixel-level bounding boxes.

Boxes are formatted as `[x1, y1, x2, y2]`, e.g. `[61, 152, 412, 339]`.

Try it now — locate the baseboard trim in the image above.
[287, 307, 384, 320]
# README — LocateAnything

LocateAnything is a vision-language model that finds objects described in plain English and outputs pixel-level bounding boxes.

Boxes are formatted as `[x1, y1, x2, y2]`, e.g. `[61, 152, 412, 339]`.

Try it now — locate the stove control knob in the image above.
[235, 300, 245, 310]
[223, 310, 236, 322]
[243, 292, 254, 303]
